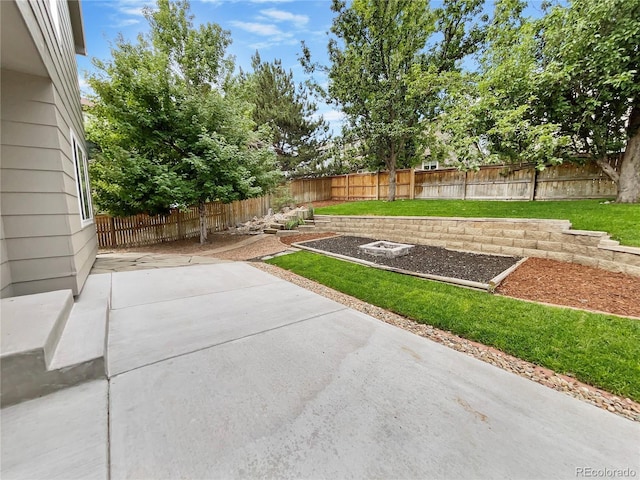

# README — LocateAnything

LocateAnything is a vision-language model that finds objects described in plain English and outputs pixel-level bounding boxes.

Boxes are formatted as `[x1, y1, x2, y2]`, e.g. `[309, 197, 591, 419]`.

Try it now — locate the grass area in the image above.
[315, 199, 640, 247]
[266, 251, 640, 400]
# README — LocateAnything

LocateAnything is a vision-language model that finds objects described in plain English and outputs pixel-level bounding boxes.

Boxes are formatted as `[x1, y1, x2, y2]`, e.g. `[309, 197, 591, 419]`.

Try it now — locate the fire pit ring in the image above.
[358, 240, 415, 258]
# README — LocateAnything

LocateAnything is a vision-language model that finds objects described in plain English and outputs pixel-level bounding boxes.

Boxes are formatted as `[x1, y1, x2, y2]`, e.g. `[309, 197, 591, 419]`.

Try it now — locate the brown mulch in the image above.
[496, 257, 640, 318]
[279, 232, 338, 246]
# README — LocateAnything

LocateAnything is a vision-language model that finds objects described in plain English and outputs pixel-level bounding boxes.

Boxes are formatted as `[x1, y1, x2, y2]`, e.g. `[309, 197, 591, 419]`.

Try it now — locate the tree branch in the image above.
[595, 156, 620, 184]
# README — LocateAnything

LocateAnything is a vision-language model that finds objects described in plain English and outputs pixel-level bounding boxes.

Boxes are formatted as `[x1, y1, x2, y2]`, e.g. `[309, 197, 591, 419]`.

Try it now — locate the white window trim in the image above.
[70, 131, 94, 226]
[421, 159, 439, 171]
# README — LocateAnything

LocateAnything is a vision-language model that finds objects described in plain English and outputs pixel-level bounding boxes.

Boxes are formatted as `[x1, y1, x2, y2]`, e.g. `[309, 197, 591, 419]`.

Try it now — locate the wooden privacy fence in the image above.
[96, 195, 272, 248]
[289, 163, 618, 202]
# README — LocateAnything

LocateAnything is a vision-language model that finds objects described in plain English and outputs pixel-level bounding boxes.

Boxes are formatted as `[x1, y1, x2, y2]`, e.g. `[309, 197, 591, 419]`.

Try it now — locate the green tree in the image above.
[240, 52, 329, 176]
[538, 0, 640, 202]
[436, 0, 639, 202]
[303, 0, 435, 200]
[431, 0, 569, 170]
[86, 0, 279, 243]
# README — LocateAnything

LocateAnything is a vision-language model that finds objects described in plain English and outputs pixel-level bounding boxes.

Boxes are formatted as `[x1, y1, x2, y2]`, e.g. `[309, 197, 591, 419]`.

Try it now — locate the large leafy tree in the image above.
[432, 0, 569, 169]
[436, 0, 639, 202]
[87, 0, 279, 243]
[240, 52, 329, 177]
[304, 0, 435, 200]
[538, 0, 640, 202]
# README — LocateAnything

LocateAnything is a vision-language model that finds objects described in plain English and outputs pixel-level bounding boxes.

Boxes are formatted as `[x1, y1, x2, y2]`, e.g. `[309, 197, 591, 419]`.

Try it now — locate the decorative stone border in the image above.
[313, 215, 640, 277]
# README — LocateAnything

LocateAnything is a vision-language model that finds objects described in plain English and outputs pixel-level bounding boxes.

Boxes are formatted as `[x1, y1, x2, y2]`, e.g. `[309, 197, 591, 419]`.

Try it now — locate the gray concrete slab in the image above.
[0, 290, 73, 357]
[108, 279, 346, 375]
[110, 262, 281, 309]
[1, 380, 108, 480]
[49, 274, 111, 370]
[109, 309, 639, 480]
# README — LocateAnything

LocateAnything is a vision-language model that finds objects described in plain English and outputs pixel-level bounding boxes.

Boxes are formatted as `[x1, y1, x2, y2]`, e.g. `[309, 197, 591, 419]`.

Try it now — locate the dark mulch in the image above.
[299, 236, 522, 284]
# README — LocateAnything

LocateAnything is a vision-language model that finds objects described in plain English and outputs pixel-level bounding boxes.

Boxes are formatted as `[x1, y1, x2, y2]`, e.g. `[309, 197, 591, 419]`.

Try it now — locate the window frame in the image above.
[70, 131, 94, 226]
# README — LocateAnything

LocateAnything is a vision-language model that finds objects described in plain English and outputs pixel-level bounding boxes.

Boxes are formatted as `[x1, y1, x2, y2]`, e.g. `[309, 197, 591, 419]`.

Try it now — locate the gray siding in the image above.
[0, 0, 97, 297]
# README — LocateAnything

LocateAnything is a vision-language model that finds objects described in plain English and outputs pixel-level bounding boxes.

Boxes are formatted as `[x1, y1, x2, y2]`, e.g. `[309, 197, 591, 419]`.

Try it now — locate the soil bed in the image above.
[298, 235, 521, 284]
[497, 257, 640, 318]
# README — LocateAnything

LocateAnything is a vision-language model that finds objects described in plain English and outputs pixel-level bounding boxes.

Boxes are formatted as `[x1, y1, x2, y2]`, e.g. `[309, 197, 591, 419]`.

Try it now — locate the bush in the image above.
[271, 185, 296, 212]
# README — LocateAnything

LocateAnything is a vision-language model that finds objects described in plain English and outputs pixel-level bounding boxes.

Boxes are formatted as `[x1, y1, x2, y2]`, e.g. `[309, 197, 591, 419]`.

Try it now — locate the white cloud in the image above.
[111, 18, 141, 28]
[229, 21, 284, 37]
[249, 0, 294, 3]
[259, 8, 308, 26]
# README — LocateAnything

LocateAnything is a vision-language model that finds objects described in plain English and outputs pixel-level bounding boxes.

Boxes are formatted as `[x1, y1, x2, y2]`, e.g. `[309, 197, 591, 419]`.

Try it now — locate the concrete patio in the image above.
[1, 261, 638, 479]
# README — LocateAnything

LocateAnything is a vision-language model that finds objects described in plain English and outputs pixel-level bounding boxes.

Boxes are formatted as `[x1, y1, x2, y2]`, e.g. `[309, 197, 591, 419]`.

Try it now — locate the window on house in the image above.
[422, 159, 439, 171]
[71, 133, 93, 223]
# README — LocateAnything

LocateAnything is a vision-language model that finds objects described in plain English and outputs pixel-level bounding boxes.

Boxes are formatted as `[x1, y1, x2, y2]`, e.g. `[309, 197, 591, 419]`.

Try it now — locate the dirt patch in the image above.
[297, 235, 521, 284]
[497, 257, 640, 318]
[98, 232, 249, 255]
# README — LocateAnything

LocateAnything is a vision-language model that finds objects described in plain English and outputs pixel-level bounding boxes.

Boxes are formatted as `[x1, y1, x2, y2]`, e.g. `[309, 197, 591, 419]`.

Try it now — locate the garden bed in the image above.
[294, 235, 521, 285]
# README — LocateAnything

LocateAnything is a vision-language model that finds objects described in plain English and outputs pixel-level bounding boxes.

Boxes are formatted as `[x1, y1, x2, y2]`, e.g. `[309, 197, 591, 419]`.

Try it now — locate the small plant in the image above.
[271, 185, 296, 212]
[284, 218, 301, 230]
[307, 203, 315, 220]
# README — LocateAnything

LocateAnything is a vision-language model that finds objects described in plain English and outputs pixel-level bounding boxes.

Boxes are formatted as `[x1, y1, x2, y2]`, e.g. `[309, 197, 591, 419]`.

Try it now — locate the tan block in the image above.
[431, 226, 448, 233]
[524, 230, 551, 241]
[447, 241, 464, 249]
[572, 255, 600, 268]
[464, 227, 484, 237]
[571, 235, 603, 247]
[481, 243, 502, 254]
[502, 229, 526, 239]
[597, 259, 625, 273]
[447, 226, 466, 235]
[463, 242, 482, 253]
[473, 236, 496, 245]
[482, 228, 504, 238]
[512, 239, 538, 249]
[588, 247, 614, 261]
[440, 220, 458, 227]
[613, 251, 640, 268]
[549, 232, 567, 243]
[623, 264, 640, 278]
[561, 243, 588, 256]
[492, 237, 514, 247]
[428, 239, 447, 247]
[536, 241, 564, 253]
[418, 225, 434, 233]
[545, 251, 573, 263]
[501, 246, 525, 257]
[522, 249, 548, 259]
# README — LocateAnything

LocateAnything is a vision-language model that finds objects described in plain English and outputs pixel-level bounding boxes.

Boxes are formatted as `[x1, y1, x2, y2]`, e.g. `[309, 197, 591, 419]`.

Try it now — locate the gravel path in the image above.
[298, 235, 521, 283]
[252, 262, 640, 423]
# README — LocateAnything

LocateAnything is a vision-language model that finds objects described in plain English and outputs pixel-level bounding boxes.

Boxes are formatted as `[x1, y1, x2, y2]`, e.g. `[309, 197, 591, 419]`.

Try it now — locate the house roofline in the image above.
[67, 0, 86, 55]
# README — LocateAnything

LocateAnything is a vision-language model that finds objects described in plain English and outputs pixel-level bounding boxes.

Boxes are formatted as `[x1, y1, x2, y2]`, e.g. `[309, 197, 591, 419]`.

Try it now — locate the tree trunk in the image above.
[616, 106, 640, 203]
[387, 145, 397, 201]
[198, 201, 208, 244]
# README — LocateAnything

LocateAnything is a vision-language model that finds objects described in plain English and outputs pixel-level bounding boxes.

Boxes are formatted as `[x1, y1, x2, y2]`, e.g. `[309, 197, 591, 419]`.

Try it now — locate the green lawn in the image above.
[315, 199, 640, 247]
[267, 251, 640, 400]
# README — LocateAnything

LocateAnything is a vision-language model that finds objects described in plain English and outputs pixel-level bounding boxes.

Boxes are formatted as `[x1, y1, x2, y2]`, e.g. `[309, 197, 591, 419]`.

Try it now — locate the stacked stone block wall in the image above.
[314, 215, 640, 277]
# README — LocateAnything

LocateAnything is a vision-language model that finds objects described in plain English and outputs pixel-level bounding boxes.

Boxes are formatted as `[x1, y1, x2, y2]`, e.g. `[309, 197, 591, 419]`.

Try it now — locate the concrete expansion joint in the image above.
[109, 280, 286, 311]
[109, 306, 348, 379]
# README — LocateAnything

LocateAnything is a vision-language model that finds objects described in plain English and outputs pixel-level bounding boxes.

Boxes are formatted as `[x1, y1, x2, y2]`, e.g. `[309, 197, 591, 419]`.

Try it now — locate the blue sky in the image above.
[78, 0, 344, 131]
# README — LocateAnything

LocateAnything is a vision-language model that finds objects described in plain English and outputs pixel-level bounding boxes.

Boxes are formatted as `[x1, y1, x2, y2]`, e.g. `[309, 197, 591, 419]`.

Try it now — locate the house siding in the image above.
[0, 0, 96, 298]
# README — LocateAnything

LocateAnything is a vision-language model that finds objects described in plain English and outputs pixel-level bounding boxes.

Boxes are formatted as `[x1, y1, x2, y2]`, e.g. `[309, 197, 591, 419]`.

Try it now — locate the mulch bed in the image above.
[297, 235, 521, 284]
[497, 257, 640, 318]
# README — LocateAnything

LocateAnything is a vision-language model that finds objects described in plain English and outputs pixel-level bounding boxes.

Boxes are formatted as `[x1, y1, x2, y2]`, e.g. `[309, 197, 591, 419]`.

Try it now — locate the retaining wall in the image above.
[313, 215, 640, 277]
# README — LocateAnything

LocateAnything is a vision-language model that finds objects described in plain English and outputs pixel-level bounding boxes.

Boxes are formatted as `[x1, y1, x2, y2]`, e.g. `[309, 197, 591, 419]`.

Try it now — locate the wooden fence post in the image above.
[376, 171, 380, 200]
[109, 216, 117, 247]
[409, 168, 415, 200]
[462, 171, 468, 200]
[346, 173, 350, 201]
